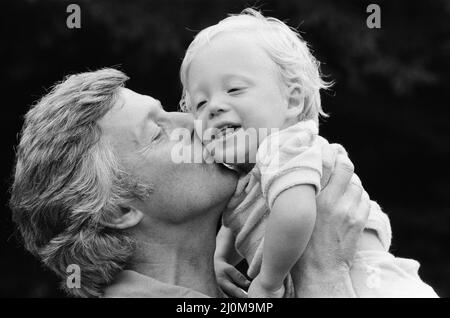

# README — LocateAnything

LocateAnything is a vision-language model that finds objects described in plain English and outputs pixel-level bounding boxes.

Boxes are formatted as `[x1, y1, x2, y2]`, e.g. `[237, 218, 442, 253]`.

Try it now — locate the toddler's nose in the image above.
[208, 100, 229, 119]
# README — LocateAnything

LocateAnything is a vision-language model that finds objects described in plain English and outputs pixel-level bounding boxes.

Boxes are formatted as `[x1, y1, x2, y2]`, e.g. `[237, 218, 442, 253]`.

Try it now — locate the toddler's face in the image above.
[187, 32, 290, 164]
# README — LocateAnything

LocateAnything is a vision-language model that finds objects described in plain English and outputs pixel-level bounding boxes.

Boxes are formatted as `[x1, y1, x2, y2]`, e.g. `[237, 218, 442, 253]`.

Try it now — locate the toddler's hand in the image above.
[247, 275, 285, 298]
[215, 258, 250, 298]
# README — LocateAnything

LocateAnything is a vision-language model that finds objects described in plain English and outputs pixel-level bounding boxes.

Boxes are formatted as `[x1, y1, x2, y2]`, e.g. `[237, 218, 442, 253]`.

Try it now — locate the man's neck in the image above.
[129, 213, 223, 297]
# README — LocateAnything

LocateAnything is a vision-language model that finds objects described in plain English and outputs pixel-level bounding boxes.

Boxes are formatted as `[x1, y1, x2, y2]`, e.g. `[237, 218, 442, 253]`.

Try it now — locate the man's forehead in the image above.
[98, 88, 155, 132]
[119, 87, 154, 108]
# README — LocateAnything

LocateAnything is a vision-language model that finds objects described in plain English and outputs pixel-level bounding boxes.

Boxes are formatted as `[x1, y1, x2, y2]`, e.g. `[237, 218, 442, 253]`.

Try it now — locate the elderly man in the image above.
[9, 68, 391, 297]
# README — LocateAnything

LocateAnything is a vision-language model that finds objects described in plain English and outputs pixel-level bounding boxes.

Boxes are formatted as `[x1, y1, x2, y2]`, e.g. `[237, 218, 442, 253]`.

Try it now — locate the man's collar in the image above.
[103, 270, 211, 298]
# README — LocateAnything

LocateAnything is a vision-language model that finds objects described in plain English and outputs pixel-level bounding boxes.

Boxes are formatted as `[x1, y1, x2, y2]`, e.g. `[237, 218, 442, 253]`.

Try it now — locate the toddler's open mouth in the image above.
[202, 123, 259, 166]
[215, 124, 242, 140]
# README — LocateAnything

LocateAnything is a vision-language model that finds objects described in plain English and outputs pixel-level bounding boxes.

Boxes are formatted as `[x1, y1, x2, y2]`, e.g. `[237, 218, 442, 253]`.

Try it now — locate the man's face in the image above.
[98, 88, 237, 222]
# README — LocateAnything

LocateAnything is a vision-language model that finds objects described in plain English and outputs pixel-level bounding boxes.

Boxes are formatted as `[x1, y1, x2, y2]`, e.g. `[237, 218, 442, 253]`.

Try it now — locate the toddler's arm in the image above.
[215, 225, 250, 298]
[215, 225, 243, 266]
[249, 184, 316, 297]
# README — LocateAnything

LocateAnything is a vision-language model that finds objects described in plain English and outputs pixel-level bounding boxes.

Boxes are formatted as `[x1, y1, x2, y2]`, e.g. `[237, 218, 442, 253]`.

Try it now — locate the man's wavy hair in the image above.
[9, 68, 151, 297]
[180, 8, 333, 122]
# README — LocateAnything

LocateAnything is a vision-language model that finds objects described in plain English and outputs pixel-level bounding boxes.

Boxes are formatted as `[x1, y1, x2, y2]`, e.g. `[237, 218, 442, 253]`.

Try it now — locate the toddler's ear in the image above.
[286, 83, 304, 120]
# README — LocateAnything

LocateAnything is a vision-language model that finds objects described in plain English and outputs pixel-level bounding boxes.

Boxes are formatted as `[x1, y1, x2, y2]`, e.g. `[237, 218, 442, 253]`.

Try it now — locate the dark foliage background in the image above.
[1, 0, 449, 297]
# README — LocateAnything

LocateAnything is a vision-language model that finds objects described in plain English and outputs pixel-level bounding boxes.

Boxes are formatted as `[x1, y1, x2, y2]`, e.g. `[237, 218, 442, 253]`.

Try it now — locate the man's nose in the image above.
[167, 112, 194, 132]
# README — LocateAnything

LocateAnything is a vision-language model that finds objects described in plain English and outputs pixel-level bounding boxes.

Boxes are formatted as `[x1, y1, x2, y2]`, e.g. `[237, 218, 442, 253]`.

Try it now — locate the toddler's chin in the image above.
[225, 162, 256, 175]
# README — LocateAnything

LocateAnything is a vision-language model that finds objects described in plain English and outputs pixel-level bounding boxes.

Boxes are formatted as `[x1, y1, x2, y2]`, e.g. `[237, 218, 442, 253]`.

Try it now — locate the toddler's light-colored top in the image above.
[223, 120, 392, 280]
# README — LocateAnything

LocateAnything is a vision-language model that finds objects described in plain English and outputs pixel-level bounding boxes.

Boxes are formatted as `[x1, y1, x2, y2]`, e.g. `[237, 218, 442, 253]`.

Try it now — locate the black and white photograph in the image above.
[0, 0, 449, 300]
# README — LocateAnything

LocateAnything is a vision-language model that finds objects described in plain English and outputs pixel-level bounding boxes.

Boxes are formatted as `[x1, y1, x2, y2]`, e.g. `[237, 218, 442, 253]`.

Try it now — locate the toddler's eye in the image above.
[228, 87, 247, 95]
[196, 100, 207, 110]
[227, 88, 242, 94]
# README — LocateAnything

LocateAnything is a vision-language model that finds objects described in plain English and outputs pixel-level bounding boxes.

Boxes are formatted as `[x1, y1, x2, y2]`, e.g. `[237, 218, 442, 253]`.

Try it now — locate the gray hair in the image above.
[9, 68, 151, 297]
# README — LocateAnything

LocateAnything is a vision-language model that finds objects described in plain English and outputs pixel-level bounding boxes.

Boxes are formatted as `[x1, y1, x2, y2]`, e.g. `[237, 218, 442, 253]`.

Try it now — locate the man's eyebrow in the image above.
[139, 104, 156, 137]
[142, 99, 162, 127]
[138, 111, 150, 139]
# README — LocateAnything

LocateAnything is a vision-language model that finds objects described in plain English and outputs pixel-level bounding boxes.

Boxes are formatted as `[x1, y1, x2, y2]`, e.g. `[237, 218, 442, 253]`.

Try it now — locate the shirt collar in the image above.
[103, 270, 211, 298]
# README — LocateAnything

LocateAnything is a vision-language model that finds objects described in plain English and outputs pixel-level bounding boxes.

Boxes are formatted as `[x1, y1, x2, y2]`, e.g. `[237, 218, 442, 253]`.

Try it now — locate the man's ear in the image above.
[285, 83, 304, 120]
[101, 206, 144, 230]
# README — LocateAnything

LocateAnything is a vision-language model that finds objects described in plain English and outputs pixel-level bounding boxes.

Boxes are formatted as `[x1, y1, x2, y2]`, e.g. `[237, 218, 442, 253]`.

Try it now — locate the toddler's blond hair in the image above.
[179, 8, 332, 122]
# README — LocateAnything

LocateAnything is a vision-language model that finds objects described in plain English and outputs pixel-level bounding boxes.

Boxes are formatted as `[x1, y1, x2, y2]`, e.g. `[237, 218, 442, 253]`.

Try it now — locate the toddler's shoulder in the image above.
[284, 120, 319, 136]
[279, 120, 319, 147]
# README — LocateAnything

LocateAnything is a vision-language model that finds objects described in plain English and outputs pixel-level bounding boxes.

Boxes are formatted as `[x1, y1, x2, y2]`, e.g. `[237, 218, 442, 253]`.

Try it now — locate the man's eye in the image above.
[152, 125, 164, 142]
